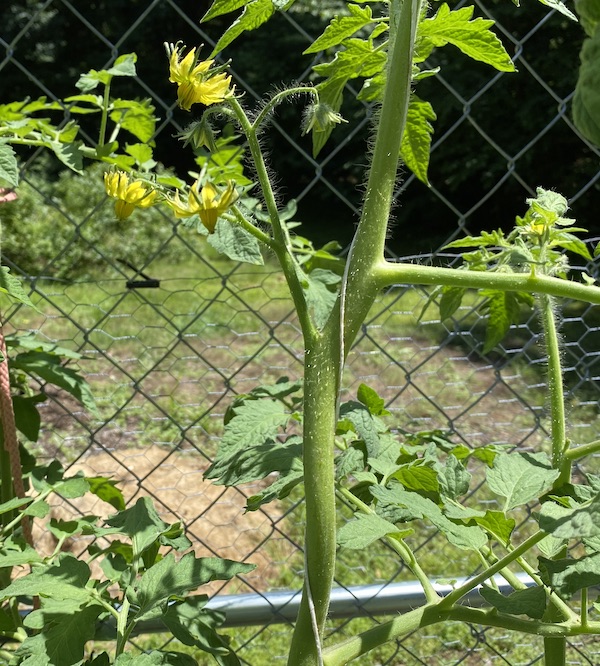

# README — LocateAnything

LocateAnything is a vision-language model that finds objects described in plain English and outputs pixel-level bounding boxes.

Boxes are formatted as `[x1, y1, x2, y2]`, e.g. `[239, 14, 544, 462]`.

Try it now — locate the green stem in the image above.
[539, 294, 568, 477]
[581, 587, 589, 628]
[227, 97, 315, 340]
[252, 87, 317, 133]
[98, 80, 111, 147]
[342, 0, 420, 350]
[564, 438, 600, 462]
[115, 593, 132, 656]
[228, 205, 274, 247]
[337, 486, 440, 603]
[374, 262, 600, 307]
[439, 531, 546, 609]
[287, 329, 340, 666]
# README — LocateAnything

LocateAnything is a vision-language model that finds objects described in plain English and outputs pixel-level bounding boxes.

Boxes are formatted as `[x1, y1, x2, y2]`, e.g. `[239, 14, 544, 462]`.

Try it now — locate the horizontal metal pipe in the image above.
[206, 573, 535, 627]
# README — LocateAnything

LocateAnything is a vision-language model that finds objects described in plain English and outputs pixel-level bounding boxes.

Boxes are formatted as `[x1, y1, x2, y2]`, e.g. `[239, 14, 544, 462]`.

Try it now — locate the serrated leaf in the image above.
[357, 383, 389, 416]
[304, 4, 374, 54]
[339, 400, 381, 458]
[538, 553, 600, 597]
[371, 484, 487, 551]
[400, 95, 436, 185]
[393, 464, 440, 494]
[202, 0, 249, 22]
[337, 513, 404, 550]
[418, 4, 515, 72]
[87, 476, 126, 511]
[18, 603, 103, 666]
[11, 350, 96, 414]
[538, 495, 600, 539]
[479, 584, 547, 619]
[162, 597, 240, 666]
[299, 267, 341, 330]
[207, 398, 290, 468]
[537, 0, 577, 20]
[134, 552, 254, 622]
[480, 289, 527, 353]
[245, 463, 303, 511]
[0, 555, 92, 603]
[438, 455, 470, 499]
[105, 497, 170, 558]
[208, 218, 264, 265]
[475, 510, 515, 546]
[211, 0, 275, 56]
[111, 99, 157, 144]
[0, 266, 36, 309]
[76, 53, 137, 92]
[0, 142, 19, 187]
[439, 286, 466, 321]
[487, 451, 559, 512]
[335, 445, 366, 481]
[48, 140, 84, 174]
[538, 535, 568, 559]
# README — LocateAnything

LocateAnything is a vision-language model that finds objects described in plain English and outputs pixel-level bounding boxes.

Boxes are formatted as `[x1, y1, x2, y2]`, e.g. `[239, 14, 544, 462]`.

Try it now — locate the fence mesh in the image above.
[2, 0, 600, 664]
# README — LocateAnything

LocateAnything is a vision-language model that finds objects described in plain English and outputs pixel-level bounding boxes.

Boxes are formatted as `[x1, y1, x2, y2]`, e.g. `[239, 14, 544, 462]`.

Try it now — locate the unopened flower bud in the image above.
[301, 102, 347, 136]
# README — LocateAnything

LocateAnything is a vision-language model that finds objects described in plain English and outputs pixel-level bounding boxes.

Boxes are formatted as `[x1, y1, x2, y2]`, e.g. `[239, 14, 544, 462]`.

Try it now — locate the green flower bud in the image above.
[179, 116, 218, 152]
[301, 102, 347, 136]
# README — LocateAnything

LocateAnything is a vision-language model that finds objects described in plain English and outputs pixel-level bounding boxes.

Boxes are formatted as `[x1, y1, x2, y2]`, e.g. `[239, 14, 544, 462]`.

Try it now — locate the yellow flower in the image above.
[166, 42, 233, 111]
[166, 180, 238, 233]
[104, 171, 156, 220]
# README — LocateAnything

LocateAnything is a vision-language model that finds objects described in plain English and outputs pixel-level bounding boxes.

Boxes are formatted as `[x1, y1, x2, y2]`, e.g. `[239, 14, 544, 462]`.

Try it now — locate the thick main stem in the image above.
[288, 328, 340, 666]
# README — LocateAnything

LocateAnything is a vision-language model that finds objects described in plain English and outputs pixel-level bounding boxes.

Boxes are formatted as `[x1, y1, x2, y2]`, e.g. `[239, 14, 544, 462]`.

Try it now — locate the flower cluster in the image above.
[166, 42, 233, 111]
[165, 180, 238, 233]
[103, 171, 156, 220]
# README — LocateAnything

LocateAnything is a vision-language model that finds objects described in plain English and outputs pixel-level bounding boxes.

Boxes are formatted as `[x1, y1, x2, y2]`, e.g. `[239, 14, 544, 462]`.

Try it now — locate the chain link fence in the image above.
[2, 0, 600, 663]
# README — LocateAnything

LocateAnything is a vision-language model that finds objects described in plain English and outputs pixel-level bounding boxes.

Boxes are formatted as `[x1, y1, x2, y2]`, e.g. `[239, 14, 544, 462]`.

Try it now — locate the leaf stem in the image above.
[98, 79, 112, 147]
[563, 438, 600, 462]
[252, 87, 317, 133]
[374, 262, 600, 307]
[439, 531, 546, 608]
[337, 486, 440, 603]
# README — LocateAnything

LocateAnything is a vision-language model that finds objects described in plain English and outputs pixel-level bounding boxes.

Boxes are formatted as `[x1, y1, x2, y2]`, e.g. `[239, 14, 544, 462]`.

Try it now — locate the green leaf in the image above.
[479, 585, 547, 619]
[87, 476, 126, 511]
[400, 95, 436, 185]
[76, 53, 138, 92]
[538, 495, 600, 539]
[487, 451, 559, 512]
[0, 495, 33, 516]
[0, 142, 19, 187]
[538, 553, 600, 597]
[337, 513, 405, 550]
[110, 99, 157, 144]
[162, 597, 240, 666]
[371, 484, 487, 551]
[48, 140, 84, 174]
[211, 0, 275, 56]
[105, 497, 171, 558]
[393, 464, 440, 494]
[0, 545, 43, 568]
[475, 510, 515, 546]
[207, 398, 290, 469]
[537, 0, 577, 20]
[0, 266, 36, 309]
[299, 267, 341, 330]
[339, 400, 381, 458]
[418, 4, 515, 72]
[480, 289, 527, 353]
[202, 0, 249, 22]
[439, 286, 466, 321]
[134, 552, 255, 622]
[357, 383, 389, 416]
[11, 350, 96, 414]
[0, 555, 93, 603]
[245, 462, 303, 511]
[19, 602, 103, 666]
[437, 455, 470, 500]
[12, 394, 44, 442]
[314, 37, 387, 81]
[304, 4, 374, 54]
[208, 219, 264, 265]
